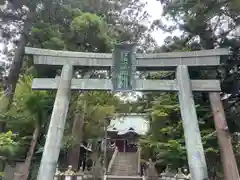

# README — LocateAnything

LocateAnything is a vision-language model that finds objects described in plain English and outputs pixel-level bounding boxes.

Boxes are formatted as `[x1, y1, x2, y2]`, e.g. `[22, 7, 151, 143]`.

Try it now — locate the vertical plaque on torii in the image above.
[112, 43, 136, 92]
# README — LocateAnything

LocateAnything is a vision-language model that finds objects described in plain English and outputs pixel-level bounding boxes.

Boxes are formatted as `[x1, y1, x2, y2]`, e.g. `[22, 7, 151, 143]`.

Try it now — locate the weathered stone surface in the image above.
[177, 65, 208, 180]
[109, 152, 138, 176]
[145, 160, 158, 180]
[32, 79, 221, 92]
[92, 158, 103, 179]
[25, 47, 229, 69]
[37, 65, 73, 180]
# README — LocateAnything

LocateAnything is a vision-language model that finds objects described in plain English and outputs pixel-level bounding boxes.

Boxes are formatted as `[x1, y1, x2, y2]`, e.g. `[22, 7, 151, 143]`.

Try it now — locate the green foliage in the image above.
[0, 131, 18, 157]
[70, 12, 112, 52]
[2, 76, 54, 157]
[140, 91, 222, 172]
[31, 23, 65, 50]
[3, 0, 239, 178]
[140, 93, 186, 168]
[67, 91, 120, 140]
[0, 131, 19, 177]
[71, 13, 104, 32]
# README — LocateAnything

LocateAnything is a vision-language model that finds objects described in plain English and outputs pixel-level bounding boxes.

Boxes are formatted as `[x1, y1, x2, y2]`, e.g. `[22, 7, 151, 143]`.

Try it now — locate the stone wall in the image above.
[2, 162, 25, 180]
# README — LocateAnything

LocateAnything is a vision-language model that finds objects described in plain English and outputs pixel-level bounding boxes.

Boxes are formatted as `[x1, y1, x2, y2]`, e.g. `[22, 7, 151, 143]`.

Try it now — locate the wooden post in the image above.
[37, 64, 73, 180]
[209, 92, 240, 180]
[176, 65, 208, 180]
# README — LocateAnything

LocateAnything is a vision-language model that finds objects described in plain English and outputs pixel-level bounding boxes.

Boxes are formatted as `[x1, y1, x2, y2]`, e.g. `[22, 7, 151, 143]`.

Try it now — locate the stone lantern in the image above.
[75, 170, 85, 180]
[54, 164, 63, 180]
[145, 159, 158, 180]
[160, 165, 175, 180]
[183, 168, 191, 180]
[64, 165, 75, 180]
[160, 171, 175, 180]
[175, 168, 188, 180]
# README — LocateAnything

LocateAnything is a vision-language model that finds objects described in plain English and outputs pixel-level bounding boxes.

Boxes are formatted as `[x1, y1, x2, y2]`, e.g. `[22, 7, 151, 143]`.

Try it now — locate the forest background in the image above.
[0, 0, 240, 179]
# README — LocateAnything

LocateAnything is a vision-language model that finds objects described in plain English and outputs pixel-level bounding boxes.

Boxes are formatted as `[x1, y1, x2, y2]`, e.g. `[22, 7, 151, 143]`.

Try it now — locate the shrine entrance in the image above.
[115, 140, 137, 153]
[110, 134, 138, 153]
[107, 114, 148, 153]
[24, 44, 239, 180]
[115, 140, 124, 152]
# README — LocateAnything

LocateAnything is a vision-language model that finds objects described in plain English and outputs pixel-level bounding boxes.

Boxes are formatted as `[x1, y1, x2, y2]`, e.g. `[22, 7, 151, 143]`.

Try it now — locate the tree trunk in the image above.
[13, 123, 40, 180]
[67, 96, 87, 170]
[0, 7, 36, 175]
[209, 92, 240, 180]
[0, 9, 36, 132]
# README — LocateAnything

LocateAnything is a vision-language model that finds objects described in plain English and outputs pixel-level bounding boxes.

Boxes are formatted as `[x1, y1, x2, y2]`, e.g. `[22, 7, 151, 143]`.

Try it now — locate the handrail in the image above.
[107, 147, 118, 174]
[137, 146, 141, 175]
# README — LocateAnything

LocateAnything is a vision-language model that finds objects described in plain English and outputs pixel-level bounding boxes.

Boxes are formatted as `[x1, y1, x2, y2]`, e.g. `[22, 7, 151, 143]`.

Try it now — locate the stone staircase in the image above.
[110, 152, 138, 176]
[106, 152, 142, 180]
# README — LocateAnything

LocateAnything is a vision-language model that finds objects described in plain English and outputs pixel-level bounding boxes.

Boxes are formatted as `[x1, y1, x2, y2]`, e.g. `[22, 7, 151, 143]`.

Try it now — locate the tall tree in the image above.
[3, 76, 54, 180]
[0, 0, 52, 131]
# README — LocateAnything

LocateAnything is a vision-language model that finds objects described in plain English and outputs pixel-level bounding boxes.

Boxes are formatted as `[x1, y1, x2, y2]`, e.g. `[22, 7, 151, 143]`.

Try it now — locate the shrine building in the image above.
[107, 114, 149, 152]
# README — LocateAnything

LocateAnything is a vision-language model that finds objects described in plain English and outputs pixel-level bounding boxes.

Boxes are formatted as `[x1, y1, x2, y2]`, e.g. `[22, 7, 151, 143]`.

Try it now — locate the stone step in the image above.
[112, 166, 137, 169]
[112, 165, 137, 169]
[111, 173, 138, 176]
[112, 167, 136, 170]
[106, 175, 142, 180]
[111, 161, 137, 167]
[111, 170, 137, 173]
[110, 152, 139, 176]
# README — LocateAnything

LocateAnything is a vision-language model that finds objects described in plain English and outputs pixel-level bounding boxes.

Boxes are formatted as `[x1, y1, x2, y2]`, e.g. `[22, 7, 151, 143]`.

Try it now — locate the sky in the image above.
[143, 0, 182, 45]
[144, 0, 164, 45]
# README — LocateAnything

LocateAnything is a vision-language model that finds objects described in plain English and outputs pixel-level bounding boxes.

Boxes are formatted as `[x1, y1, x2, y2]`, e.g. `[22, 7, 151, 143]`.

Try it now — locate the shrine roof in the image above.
[107, 114, 149, 135]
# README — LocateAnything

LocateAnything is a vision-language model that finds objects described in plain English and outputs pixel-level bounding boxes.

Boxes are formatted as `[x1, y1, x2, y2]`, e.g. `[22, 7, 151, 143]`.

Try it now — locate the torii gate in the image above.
[25, 44, 239, 180]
